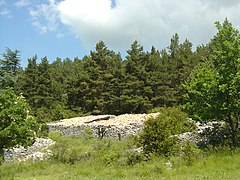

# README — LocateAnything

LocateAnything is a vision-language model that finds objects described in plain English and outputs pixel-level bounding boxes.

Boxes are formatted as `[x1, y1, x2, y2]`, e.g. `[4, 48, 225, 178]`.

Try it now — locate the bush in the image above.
[180, 141, 202, 166]
[139, 107, 196, 157]
[126, 151, 145, 165]
[0, 88, 38, 150]
[199, 123, 235, 148]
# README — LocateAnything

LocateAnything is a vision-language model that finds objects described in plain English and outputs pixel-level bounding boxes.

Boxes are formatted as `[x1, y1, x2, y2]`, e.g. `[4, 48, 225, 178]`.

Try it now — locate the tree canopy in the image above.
[0, 20, 237, 130]
[0, 48, 21, 90]
[184, 19, 240, 146]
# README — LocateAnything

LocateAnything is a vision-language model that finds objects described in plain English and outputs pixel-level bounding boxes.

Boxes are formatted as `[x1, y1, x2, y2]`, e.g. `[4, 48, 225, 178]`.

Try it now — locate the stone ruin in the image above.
[3, 113, 223, 163]
[3, 113, 159, 163]
[47, 113, 160, 140]
[4, 138, 55, 163]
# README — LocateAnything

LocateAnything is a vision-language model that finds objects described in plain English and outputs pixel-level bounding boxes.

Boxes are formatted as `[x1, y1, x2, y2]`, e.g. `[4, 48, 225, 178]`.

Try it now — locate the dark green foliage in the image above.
[16, 56, 78, 122]
[0, 88, 38, 150]
[178, 141, 202, 166]
[81, 41, 124, 114]
[12, 37, 200, 119]
[139, 107, 195, 156]
[15, 55, 39, 109]
[120, 41, 152, 113]
[125, 151, 145, 166]
[199, 123, 237, 148]
[0, 48, 21, 90]
[0, 22, 231, 127]
[167, 34, 198, 105]
[16, 57, 55, 122]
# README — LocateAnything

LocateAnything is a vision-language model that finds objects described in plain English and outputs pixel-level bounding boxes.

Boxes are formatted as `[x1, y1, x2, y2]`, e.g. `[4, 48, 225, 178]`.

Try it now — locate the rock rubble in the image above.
[178, 121, 225, 145]
[4, 138, 55, 163]
[48, 113, 160, 139]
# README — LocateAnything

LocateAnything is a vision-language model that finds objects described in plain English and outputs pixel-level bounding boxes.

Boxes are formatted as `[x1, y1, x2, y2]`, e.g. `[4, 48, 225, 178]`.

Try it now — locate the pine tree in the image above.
[81, 41, 123, 114]
[16, 55, 39, 109]
[0, 48, 21, 90]
[120, 41, 152, 113]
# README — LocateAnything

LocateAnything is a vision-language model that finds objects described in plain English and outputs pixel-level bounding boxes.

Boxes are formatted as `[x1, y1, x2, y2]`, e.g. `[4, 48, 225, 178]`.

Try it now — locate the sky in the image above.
[0, 0, 240, 67]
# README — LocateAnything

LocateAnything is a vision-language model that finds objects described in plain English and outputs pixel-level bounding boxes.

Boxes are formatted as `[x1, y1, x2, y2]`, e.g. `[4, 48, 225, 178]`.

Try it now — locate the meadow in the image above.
[1, 132, 240, 180]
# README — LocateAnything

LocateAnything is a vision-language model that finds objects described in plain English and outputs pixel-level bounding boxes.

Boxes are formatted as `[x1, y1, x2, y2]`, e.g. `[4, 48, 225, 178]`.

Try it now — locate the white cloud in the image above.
[29, 0, 61, 34]
[15, 0, 31, 7]
[57, 32, 65, 38]
[0, 8, 11, 18]
[32, 21, 48, 34]
[200, 0, 240, 8]
[56, 0, 240, 51]
[28, 0, 240, 51]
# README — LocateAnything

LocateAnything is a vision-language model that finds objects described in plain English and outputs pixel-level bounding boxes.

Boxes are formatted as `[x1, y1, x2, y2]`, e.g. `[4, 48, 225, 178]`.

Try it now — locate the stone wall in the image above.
[48, 113, 160, 139]
[4, 138, 55, 163]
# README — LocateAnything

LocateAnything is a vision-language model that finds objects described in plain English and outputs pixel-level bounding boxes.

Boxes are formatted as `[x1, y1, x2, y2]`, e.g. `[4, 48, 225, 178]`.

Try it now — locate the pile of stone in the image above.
[178, 121, 225, 145]
[4, 138, 55, 163]
[48, 113, 160, 139]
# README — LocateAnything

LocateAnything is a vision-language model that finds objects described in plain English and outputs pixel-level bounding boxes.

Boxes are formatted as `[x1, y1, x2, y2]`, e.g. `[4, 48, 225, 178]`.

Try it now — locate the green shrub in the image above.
[126, 152, 145, 165]
[103, 150, 120, 166]
[180, 141, 202, 166]
[139, 107, 196, 157]
[0, 88, 38, 150]
[36, 123, 49, 137]
[93, 139, 120, 165]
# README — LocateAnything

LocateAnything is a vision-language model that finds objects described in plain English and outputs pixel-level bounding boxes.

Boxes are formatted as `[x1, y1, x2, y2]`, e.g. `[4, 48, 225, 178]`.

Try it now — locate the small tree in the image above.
[0, 88, 38, 150]
[0, 48, 21, 89]
[184, 19, 240, 147]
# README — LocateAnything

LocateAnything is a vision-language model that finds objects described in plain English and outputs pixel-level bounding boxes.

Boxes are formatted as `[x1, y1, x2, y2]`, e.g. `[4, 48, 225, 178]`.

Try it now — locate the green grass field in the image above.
[1, 133, 240, 180]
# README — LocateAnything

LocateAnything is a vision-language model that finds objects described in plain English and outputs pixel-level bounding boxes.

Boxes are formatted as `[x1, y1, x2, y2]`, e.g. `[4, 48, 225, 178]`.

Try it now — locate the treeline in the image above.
[1, 19, 239, 149]
[1, 34, 209, 122]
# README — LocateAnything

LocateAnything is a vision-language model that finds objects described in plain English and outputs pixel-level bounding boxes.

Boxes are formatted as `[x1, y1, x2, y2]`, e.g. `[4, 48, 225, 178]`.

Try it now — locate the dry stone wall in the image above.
[47, 113, 160, 139]
[4, 138, 55, 163]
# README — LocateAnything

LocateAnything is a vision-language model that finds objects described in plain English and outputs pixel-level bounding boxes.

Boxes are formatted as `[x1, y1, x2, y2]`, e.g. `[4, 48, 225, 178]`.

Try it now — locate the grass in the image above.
[1, 133, 240, 180]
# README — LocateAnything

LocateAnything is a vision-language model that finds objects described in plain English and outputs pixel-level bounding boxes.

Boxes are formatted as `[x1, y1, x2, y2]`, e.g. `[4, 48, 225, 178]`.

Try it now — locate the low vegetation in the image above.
[1, 133, 240, 179]
[139, 107, 196, 156]
[1, 106, 240, 179]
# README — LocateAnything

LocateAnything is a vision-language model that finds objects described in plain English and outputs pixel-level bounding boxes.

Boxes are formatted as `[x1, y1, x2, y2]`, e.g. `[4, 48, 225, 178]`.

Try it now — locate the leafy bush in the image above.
[103, 150, 121, 166]
[199, 123, 236, 148]
[139, 107, 196, 157]
[180, 141, 202, 166]
[0, 88, 38, 150]
[126, 151, 145, 165]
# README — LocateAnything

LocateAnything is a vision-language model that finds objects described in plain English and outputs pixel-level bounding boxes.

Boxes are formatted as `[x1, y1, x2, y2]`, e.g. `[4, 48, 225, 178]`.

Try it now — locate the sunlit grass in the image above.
[1, 133, 240, 180]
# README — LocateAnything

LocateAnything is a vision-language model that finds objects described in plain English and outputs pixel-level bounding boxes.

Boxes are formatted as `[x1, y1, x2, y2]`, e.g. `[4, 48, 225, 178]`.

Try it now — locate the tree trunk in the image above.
[228, 114, 239, 147]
